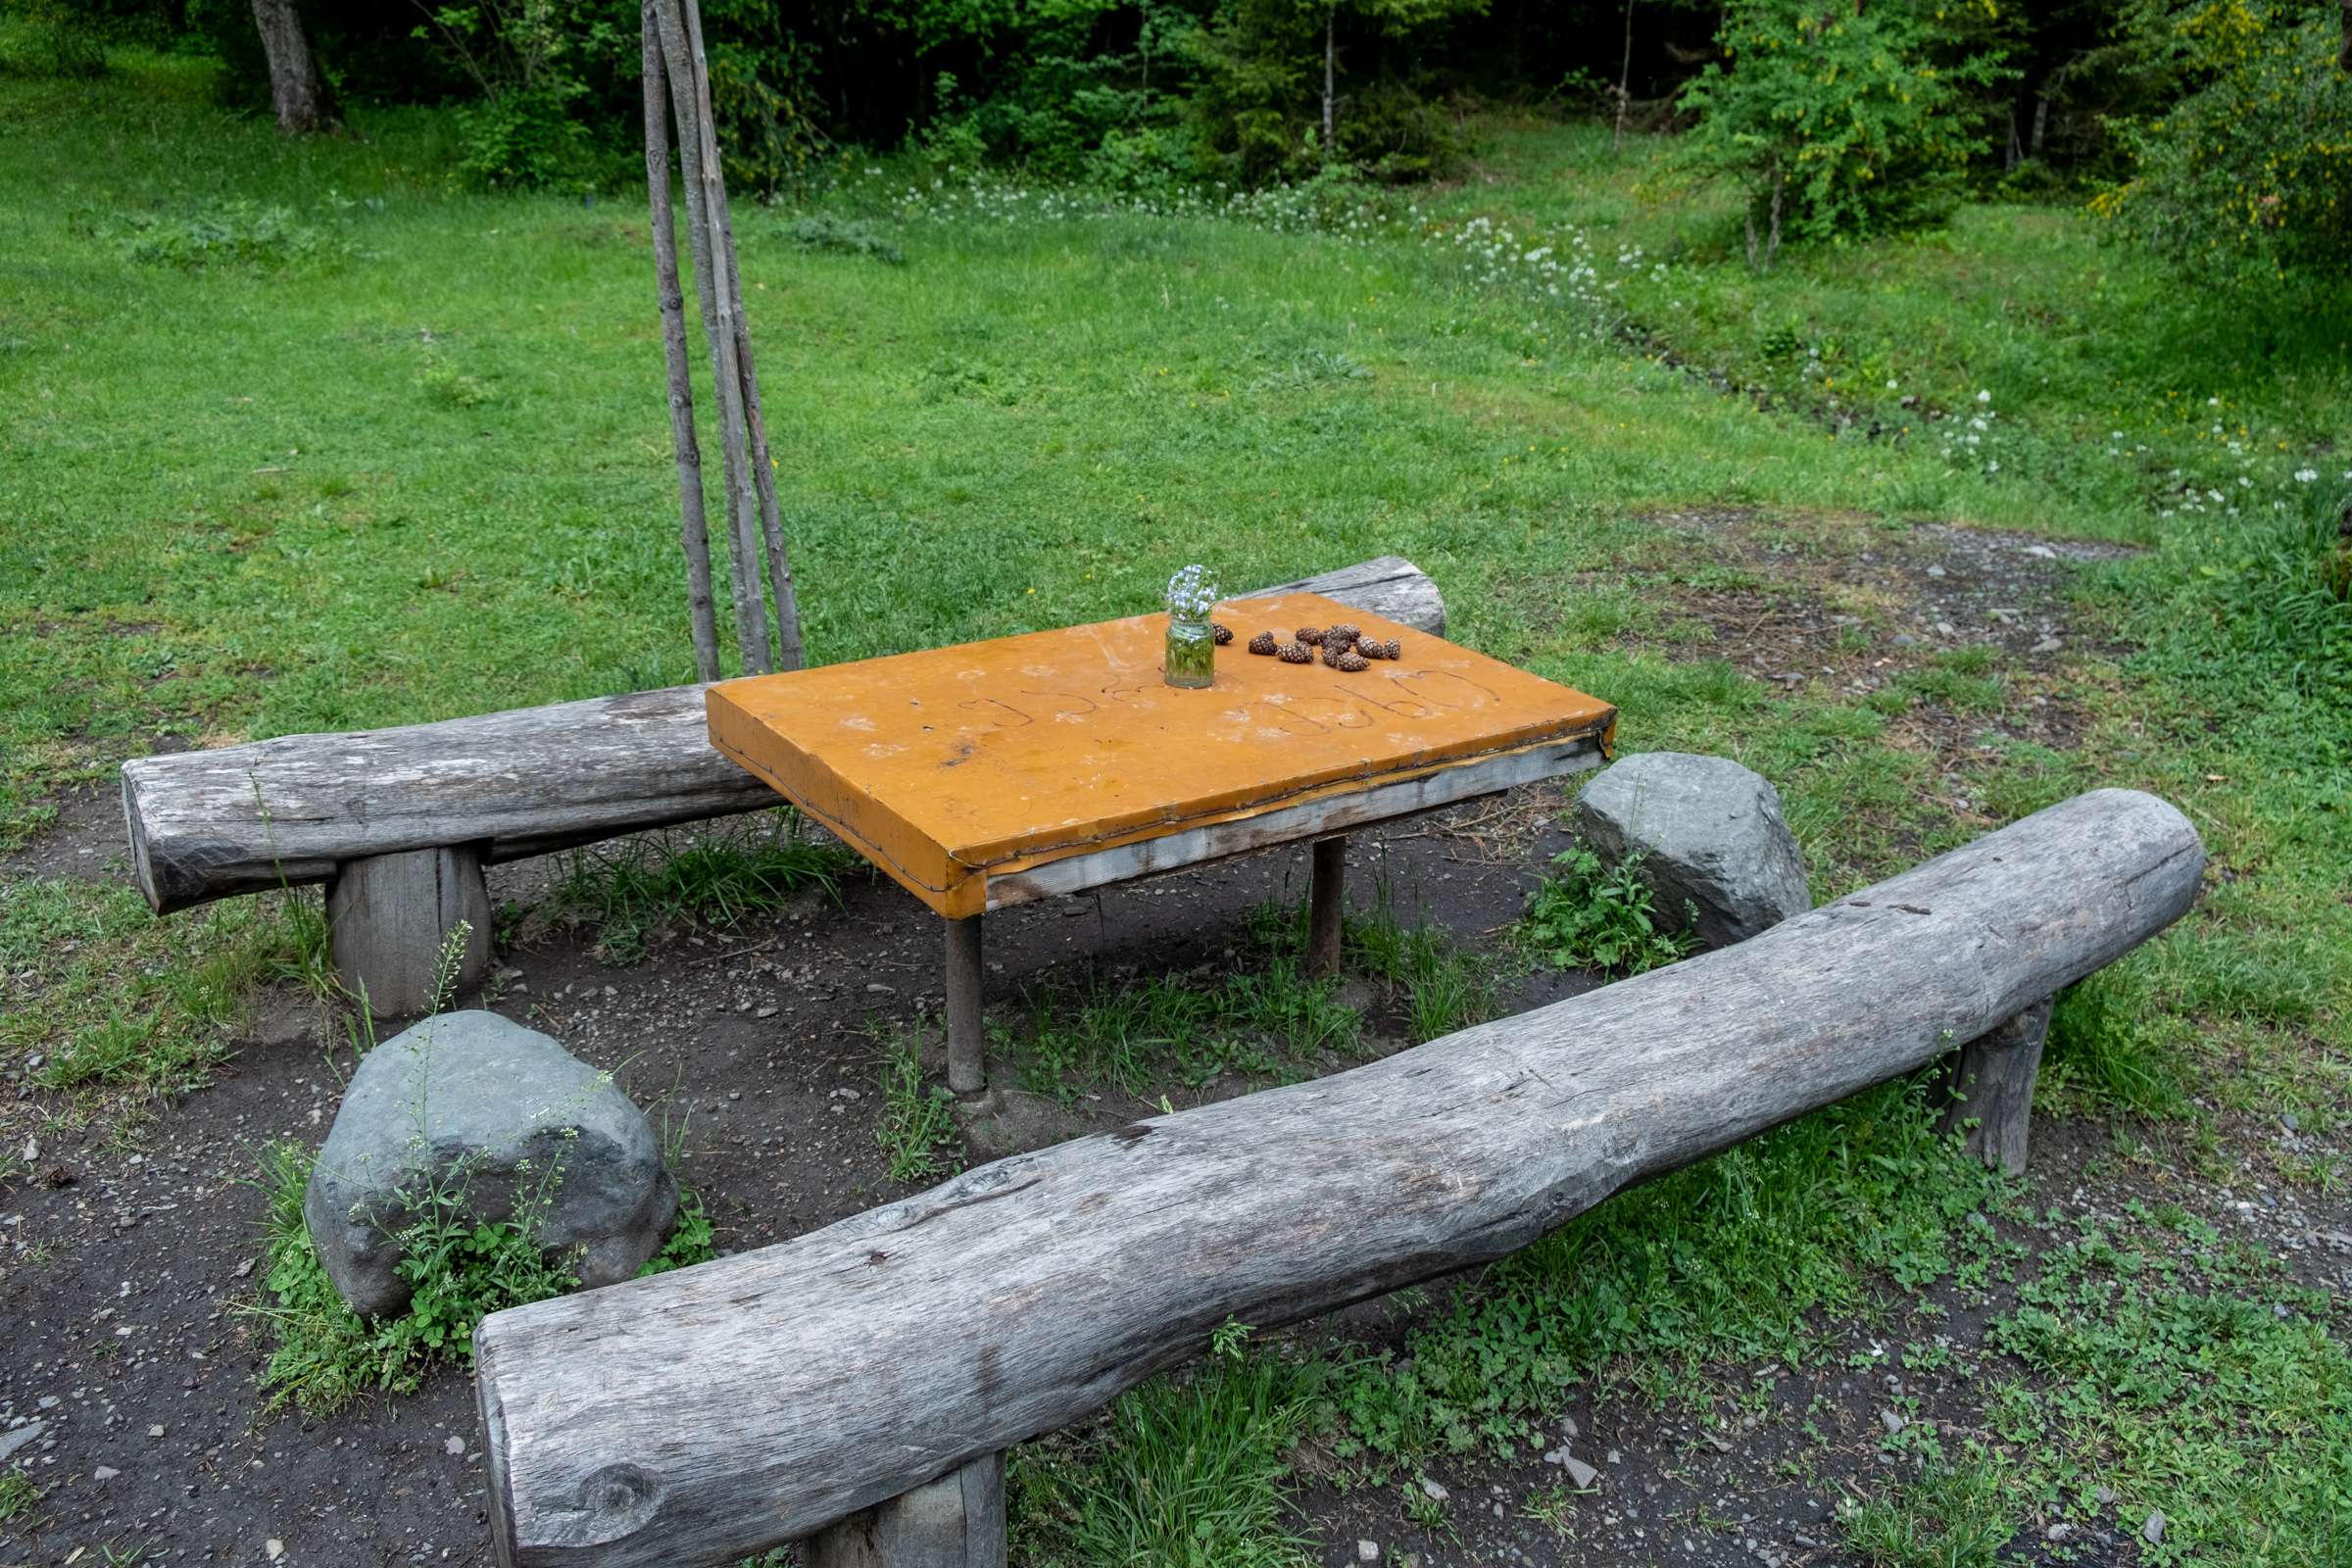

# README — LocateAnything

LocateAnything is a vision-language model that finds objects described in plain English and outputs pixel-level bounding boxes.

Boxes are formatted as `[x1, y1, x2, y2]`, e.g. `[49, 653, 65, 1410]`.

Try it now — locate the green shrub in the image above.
[1673, 0, 2011, 266]
[0, 8, 105, 77]
[2091, 0, 2352, 283]
[1521, 844, 1693, 976]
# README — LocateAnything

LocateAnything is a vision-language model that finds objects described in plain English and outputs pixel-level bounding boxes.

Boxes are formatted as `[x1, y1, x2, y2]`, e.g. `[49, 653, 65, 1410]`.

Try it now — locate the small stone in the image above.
[148, 1425, 165, 1439]
[267, 1542, 285, 1562]
[1357, 1544, 1380, 1564]
[1880, 1409, 1904, 1436]
[2046, 1523, 2075, 1543]
[1926, 564, 1946, 578]
[866, 983, 895, 995]
[2143, 1510, 2166, 1545]
[94, 1465, 120, 1481]
[37, 1396, 58, 1410]
[1561, 1416, 1579, 1440]
[1563, 1455, 1600, 1489]
[1419, 1478, 1448, 1502]
[1891, 633, 1919, 647]
[2094, 1486, 2118, 1506]
[0, 1422, 45, 1462]
[444, 1436, 466, 1456]
[2031, 635, 2063, 654]
[755, 1006, 778, 1019]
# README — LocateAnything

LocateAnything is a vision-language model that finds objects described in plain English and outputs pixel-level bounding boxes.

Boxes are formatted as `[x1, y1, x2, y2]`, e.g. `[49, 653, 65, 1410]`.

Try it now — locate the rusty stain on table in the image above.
[708, 593, 1616, 917]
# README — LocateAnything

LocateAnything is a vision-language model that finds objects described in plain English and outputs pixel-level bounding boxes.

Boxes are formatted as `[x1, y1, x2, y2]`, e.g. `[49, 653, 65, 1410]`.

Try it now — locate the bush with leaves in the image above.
[2090, 0, 2352, 283]
[1673, 0, 2012, 266]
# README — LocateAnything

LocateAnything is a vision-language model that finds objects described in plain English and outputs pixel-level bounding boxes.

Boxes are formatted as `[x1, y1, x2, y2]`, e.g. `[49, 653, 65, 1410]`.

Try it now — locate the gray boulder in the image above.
[304, 1010, 676, 1319]
[1572, 752, 1809, 949]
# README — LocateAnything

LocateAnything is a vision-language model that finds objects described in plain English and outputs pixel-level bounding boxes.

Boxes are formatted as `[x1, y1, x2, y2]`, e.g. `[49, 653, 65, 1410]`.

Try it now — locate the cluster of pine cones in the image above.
[1246, 621, 1403, 672]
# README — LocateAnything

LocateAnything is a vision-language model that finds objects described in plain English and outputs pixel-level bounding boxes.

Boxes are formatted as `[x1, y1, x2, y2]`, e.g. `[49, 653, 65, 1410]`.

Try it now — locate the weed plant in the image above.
[875, 1034, 962, 1182]
[1520, 845, 1693, 976]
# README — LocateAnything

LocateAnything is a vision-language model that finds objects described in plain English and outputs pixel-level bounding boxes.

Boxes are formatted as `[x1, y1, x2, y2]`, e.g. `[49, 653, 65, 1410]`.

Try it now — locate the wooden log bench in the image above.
[117, 558, 1446, 1014]
[471, 787, 2205, 1568]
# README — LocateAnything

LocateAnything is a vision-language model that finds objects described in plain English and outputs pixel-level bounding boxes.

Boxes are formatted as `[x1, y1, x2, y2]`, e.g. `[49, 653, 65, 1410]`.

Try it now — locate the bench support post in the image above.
[1938, 997, 2054, 1176]
[945, 914, 986, 1098]
[326, 846, 492, 1016]
[1308, 835, 1347, 979]
[806, 1451, 1005, 1568]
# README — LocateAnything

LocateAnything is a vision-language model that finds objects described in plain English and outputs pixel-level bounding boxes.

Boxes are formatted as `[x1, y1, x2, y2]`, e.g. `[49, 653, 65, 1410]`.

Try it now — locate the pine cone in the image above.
[1378, 638, 1402, 661]
[1247, 630, 1279, 656]
[1276, 641, 1312, 663]
[1321, 643, 1347, 667]
[1335, 649, 1370, 672]
[1296, 626, 1325, 647]
[1212, 622, 1234, 646]
[1326, 623, 1359, 649]
[1354, 638, 1387, 660]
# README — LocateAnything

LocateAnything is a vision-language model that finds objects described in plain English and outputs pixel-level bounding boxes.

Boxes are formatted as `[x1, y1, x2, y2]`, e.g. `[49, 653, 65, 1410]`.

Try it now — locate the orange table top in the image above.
[708, 592, 1616, 917]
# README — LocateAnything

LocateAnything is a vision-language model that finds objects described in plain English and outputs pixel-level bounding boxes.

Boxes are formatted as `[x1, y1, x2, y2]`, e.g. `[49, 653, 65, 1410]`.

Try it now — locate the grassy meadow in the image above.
[5, 48, 2351, 1567]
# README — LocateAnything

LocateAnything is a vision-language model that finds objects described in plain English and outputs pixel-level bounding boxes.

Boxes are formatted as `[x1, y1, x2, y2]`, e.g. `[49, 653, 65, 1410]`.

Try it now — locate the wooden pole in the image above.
[1938, 998, 2054, 1175]
[1307, 835, 1346, 978]
[651, 0, 770, 673]
[641, 4, 720, 683]
[806, 1453, 1004, 1568]
[945, 915, 986, 1099]
[678, 0, 805, 672]
[474, 790, 2205, 1568]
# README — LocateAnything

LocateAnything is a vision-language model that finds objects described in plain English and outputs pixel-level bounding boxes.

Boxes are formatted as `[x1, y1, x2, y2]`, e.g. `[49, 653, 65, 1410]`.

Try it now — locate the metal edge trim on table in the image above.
[981, 736, 1603, 910]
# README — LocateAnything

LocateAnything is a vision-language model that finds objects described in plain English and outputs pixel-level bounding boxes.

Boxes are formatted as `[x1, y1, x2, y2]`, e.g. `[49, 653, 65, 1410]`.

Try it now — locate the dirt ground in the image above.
[4, 515, 2346, 1568]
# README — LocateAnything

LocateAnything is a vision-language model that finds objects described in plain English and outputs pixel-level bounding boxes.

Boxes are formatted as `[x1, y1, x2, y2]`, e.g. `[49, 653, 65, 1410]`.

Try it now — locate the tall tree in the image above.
[249, 0, 339, 133]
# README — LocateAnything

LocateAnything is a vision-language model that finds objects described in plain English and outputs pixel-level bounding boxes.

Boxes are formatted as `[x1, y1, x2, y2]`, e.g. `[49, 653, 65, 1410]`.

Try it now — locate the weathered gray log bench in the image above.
[471, 787, 2204, 1568]
[117, 558, 1445, 1014]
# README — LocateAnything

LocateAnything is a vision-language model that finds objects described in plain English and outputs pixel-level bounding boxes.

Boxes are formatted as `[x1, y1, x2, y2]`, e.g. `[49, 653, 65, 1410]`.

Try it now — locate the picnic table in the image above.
[707, 590, 1616, 1097]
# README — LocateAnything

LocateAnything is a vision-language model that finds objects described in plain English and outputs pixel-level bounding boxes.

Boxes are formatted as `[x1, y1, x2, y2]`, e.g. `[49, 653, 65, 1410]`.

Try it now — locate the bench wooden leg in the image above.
[807, 1451, 1005, 1568]
[1938, 997, 2054, 1176]
[1308, 836, 1347, 979]
[326, 845, 491, 1016]
[945, 914, 987, 1099]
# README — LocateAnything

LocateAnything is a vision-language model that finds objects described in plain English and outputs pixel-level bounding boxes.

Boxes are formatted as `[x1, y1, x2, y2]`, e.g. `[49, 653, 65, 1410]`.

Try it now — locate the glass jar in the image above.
[1163, 609, 1217, 689]
[1162, 564, 1220, 690]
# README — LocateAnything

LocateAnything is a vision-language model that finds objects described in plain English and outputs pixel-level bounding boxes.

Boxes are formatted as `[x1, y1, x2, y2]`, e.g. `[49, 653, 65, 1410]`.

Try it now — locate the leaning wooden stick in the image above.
[651, 0, 768, 671]
[640, 2, 719, 682]
[476, 789, 2203, 1568]
[677, 0, 805, 671]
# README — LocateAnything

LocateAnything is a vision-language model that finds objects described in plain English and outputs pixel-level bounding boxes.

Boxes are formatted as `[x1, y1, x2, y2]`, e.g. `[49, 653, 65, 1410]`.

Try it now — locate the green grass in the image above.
[0, 1469, 40, 1525]
[547, 809, 862, 963]
[0, 879, 327, 1102]
[1013, 1348, 1313, 1568]
[874, 1033, 963, 1181]
[6, 54, 2350, 1568]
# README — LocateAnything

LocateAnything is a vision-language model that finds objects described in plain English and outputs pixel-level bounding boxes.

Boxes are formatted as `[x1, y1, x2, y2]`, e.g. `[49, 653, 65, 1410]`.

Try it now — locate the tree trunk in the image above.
[473, 790, 2204, 1568]
[1317, 7, 1336, 155]
[249, 0, 338, 134]
[1614, 0, 1635, 152]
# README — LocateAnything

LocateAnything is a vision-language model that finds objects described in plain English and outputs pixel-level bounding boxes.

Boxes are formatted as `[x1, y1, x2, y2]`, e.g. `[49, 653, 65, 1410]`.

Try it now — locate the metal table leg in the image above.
[945, 913, 987, 1098]
[1308, 836, 1346, 979]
